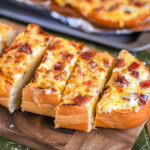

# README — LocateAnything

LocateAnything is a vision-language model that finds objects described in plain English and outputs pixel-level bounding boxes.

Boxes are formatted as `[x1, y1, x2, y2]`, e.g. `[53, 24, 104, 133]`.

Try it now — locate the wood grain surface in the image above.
[0, 18, 147, 150]
[0, 105, 145, 150]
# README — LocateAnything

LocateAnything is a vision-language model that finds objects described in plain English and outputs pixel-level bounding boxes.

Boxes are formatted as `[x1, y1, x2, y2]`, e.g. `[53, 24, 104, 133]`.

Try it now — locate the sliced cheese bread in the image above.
[22, 37, 84, 117]
[53, 0, 150, 28]
[0, 24, 52, 112]
[55, 50, 114, 132]
[94, 50, 150, 129]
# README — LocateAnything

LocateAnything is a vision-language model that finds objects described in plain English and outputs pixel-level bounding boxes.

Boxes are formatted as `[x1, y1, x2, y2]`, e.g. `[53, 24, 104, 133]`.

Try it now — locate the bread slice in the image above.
[53, 0, 150, 28]
[21, 38, 84, 117]
[0, 24, 52, 112]
[55, 50, 114, 132]
[0, 23, 17, 55]
[94, 50, 150, 129]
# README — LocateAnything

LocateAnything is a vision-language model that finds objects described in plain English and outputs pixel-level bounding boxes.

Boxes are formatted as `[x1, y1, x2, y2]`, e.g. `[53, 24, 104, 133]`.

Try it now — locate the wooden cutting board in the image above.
[0, 18, 146, 150]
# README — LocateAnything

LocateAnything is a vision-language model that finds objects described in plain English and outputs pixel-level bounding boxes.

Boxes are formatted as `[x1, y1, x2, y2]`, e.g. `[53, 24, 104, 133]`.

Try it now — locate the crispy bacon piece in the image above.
[18, 43, 32, 55]
[130, 0, 146, 7]
[140, 80, 150, 89]
[32, 72, 38, 82]
[53, 62, 65, 72]
[114, 75, 129, 88]
[49, 40, 61, 50]
[42, 52, 48, 63]
[103, 58, 109, 67]
[128, 61, 140, 71]
[107, 3, 120, 11]
[115, 58, 125, 68]
[73, 94, 92, 106]
[82, 80, 93, 86]
[139, 94, 148, 106]
[54, 75, 63, 80]
[81, 51, 94, 61]
[61, 52, 74, 62]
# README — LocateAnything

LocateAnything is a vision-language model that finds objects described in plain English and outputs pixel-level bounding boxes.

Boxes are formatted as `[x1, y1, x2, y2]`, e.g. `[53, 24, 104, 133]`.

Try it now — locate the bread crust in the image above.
[55, 104, 91, 132]
[22, 85, 60, 117]
[51, 1, 150, 29]
[94, 100, 150, 129]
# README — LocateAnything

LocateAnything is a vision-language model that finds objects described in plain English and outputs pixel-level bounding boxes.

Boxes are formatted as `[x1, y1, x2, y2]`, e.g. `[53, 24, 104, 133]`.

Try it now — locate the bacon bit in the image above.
[89, 61, 97, 69]
[115, 58, 125, 68]
[99, 68, 105, 72]
[53, 62, 65, 72]
[139, 94, 148, 106]
[15, 60, 21, 64]
[42, 52, 48, 63]
[130, 0, 146, 7]
[18, 43, 32, 55]
[107, 4, 120, 11]
[103, 85, 110, 94]
[114, 75, 129, 88]
[46, 70, 51, 74]
[83, 80, 93, 86]
[61, 52, 74, 62]
[51, 88, 57, 93]
[81, 51, 94, 61]
[103, 58, 109, 67]
[131, 71, 139, 78]
[128, 61, 140, 71]
[140, 80, 150, 89]
[94, 6, 103, 11]
[32, 73, 38, 82]
[73, 94, 92, 106]
[49, 40, 61, 50]
[54, 75, 62, 80]
[44, 37, 49, 42]
[77, 69, 85, 76]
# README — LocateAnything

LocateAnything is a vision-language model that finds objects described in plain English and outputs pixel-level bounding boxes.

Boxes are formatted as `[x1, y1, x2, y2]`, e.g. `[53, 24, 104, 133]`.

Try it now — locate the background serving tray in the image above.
[0, 0, 150, 52]
[0, 18, 147, 150]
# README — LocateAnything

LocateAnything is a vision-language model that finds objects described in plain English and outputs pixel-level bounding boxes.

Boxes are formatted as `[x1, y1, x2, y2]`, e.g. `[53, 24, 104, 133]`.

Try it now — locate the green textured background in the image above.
[0, 19, 150, 150]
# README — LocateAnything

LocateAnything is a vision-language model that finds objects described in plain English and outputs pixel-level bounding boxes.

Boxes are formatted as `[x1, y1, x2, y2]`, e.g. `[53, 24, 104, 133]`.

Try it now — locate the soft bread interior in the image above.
[8, 49, 46, 112]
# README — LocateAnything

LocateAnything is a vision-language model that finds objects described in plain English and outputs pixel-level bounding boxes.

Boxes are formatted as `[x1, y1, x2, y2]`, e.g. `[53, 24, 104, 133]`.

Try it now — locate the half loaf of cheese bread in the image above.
[0, 24, 52, 112]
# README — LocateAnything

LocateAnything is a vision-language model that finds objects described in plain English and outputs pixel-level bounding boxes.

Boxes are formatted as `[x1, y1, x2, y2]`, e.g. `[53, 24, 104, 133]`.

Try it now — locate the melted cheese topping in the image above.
[0, 24, 16, 54]
[29, 37, 83, 95]
[62, 51, 114, 111]
[98, 50, 150, 113]
[55, 0, 150, 28]
[0, 24, 51, 87]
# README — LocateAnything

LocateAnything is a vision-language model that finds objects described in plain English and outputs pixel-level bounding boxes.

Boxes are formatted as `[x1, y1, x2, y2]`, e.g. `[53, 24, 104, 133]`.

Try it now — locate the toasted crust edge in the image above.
[55, 104, 91, 132]
[94, 99, 150, 129]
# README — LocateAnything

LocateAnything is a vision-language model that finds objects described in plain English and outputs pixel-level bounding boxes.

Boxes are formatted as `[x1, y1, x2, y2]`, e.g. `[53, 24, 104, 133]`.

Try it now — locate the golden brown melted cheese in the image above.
[0, 24, 51, 89]
[0, 24, 16, 54]
[62, 50, 114, 110]
[98, 50, 150, 113]
[29, 37, 84, 97]
[54, 0, 150, 28]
